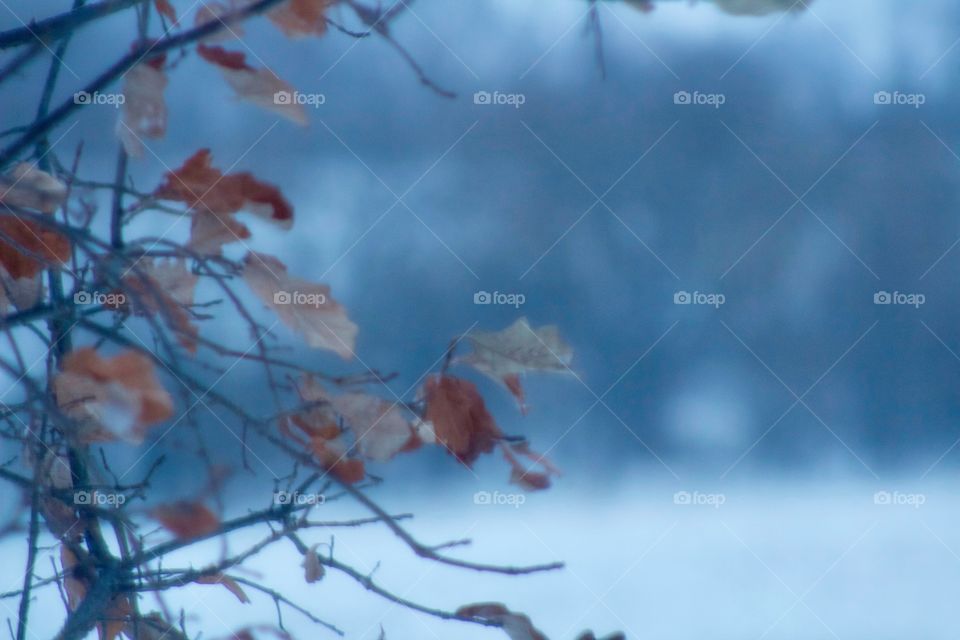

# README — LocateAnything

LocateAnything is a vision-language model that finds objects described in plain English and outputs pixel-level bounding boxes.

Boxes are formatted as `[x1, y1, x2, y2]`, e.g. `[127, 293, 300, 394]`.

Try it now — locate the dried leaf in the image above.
[331, 393, 419, 461]
[242, 252, 358, 359]
[0, 164, 71, 279]
[0, 264, 43, 314]
[196, 573, 251, 603]
[117, 60, 168, 157]
[154, 0, 177, 21]
[458, 318, 573, 412]
[196, 44, 307, 125]
[151, 501, 220, 539]
[122, 258, 199, 354]
[423, 375, 501, 465]
[154, 148, 293, 226]
[455, 603, 548, 640]
[267, 0, 332, 38]
[188, 210, 251, 255]
[302, 543, 325, 583]
[60, 545, 88, 610]
[0, 163, 68, 214]
[54, 348, 174, 444]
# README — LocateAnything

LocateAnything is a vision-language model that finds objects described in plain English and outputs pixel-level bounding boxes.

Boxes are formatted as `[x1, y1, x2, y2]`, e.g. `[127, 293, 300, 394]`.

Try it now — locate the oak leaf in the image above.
[154, 148, 293, 227]
[121, 258, 199, 354]
[458, 318, 573, 413]
[196, 44, 308, 125]
[242, 252, 358, 359]
[302, 543, 325, 583]
[151, 501, 220, 539]
[268, 0, 332, 38]
[0, 164, 71, 279]
[423, 375, 501, 465]
[117, 58, 168, 157]
[331, 393, 420, 461]
[54, 348, 174, 444]
[196, 573, 251, 603]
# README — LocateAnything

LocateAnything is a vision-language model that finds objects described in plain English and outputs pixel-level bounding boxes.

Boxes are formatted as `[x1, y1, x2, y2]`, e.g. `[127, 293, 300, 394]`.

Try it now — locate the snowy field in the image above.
[4, 474, 959, 640]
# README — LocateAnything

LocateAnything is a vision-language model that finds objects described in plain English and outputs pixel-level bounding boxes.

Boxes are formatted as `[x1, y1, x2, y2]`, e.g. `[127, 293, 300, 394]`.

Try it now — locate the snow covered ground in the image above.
[4, 474, 959, 640]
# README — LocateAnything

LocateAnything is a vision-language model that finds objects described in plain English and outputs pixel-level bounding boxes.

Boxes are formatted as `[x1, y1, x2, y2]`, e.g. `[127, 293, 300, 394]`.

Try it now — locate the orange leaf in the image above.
[196, 573, 250, 603]
[154, 0, 177, 21]
[188, 209, 251, 255]
[267, 0, 332, 38]
[423, 375, 501, 466]
[151, 501, 220, 539]
[196, 44, 308, 125]
[54, 348, 174, 444]
[154, 148, 293, 226]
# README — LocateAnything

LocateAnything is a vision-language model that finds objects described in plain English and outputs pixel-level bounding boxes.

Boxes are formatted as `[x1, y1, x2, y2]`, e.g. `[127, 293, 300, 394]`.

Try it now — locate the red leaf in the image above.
[154, 149, 293, 226]
[151, 501, 220, 539]
[267, 0, 332, 38]
[423, 375, 501, 466]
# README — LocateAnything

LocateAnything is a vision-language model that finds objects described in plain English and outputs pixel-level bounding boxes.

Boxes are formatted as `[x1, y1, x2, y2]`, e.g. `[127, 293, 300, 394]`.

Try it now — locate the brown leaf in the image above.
[188, 210, 251, 255]
[331, 393, 420, 461]
[455, 603, 548, 640]
[60, 545, 88, 610]
[196, 44, 307, 125]
[154, 0, 177, 21]
[54, 348, 174, 444]
[302, 543, 325, 583]
[458, 318, 573, 413]
[267, 0, 332, 38]
[121, 258, 199, 354]
[196, 573, 251, 603]
[154, 148, 293, 226]
[423, 375, 501, 466]
[116, 59, 168, 157]
[0, 163, 68, 214]
[151, 501, 220, 539]
[242, 252, 358, 359]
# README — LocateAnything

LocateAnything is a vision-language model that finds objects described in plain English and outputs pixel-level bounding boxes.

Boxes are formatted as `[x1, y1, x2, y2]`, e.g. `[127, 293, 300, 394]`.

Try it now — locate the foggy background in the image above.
[3, 0, 960, 638]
